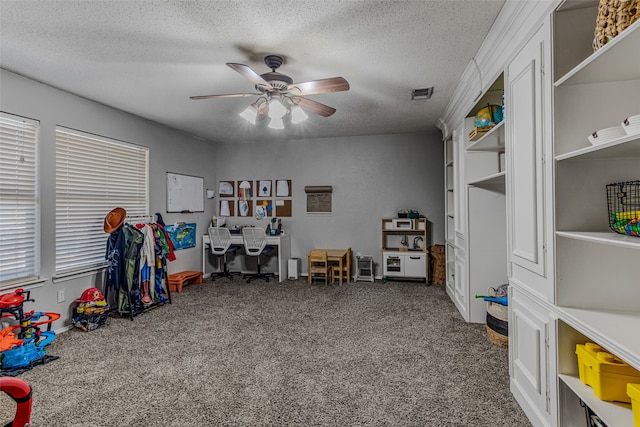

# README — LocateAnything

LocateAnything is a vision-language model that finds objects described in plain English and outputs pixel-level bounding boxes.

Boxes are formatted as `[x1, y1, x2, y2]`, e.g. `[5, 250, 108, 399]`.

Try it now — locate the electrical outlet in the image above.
[57, 289, 65, 303]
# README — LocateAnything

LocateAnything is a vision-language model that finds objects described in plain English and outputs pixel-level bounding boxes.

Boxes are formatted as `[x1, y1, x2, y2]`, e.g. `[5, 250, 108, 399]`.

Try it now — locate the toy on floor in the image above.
[0, 377, 32, 427]
[0, 288, 60, 371]
[72, 287, 110, 332]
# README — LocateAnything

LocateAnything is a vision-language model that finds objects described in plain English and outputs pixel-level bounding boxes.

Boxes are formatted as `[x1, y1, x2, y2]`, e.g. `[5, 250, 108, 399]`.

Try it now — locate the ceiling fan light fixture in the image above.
[239, 104, 258, 124]
[290, 105, 308, 124]
[268, 117, 285, 130]
[268, 98, 287, 119]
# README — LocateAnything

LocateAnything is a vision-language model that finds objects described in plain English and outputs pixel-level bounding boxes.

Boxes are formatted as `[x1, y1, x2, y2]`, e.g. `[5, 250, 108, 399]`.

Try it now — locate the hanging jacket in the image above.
[122, 224, 144, 314]
[105, 226, 126, 290]
[155, 213, 176, 261]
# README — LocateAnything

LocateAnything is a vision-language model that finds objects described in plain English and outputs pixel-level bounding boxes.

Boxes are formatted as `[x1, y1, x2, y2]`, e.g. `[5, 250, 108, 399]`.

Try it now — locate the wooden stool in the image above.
[168, 271, 203, 293]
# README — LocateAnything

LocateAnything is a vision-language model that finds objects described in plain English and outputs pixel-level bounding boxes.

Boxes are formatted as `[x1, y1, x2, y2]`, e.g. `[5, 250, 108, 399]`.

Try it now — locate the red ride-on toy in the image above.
[0, 377, 32, 427]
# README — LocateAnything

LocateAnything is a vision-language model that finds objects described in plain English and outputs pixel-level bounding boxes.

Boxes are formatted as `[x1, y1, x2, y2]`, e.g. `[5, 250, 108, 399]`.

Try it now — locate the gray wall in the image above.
[214, 133, 444, 275]
[1, 69, 444, 331]
[1, 70, 218, 328]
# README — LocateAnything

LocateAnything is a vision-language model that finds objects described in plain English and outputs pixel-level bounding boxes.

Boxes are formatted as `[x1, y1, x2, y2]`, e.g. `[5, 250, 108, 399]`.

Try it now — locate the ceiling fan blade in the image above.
[288, 77, 349, 95]
[226, 63, 274, 90]
[190, 93, 261, 100]
[295, 97, 337, 117]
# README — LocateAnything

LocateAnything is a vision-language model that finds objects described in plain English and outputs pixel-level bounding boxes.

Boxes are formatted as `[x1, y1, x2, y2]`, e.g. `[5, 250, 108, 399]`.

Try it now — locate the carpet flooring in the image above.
[1, 278, 530, 426]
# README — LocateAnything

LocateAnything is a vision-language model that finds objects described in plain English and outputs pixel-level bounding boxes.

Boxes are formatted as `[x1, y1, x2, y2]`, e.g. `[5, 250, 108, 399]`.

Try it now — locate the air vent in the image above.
[411, 87, 434, 100]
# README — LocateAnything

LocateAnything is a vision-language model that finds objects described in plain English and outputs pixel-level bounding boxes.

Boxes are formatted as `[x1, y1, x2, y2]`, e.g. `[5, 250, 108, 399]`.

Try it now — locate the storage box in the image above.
[576, 343, 640, 403]
[628, 383, 640, 426]
[468, 125, 494, 142]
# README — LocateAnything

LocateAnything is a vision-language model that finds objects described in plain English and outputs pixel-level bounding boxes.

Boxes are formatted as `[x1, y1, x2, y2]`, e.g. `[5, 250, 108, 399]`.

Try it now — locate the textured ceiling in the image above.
[0, 0, 505, 144]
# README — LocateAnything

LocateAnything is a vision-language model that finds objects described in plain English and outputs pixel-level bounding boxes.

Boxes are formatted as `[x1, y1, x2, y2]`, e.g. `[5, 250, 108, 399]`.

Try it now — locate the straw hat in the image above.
[104, 207, 126, 233]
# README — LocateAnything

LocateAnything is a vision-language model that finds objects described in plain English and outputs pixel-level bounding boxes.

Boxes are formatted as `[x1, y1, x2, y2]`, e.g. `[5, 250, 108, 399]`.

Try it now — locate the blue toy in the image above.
[475, 295, 508, 306]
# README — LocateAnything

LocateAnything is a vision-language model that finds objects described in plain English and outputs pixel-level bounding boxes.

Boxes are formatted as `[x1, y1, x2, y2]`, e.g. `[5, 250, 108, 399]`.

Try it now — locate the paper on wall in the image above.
[276, 180, 289, 196]
[220, 200, 231, 217]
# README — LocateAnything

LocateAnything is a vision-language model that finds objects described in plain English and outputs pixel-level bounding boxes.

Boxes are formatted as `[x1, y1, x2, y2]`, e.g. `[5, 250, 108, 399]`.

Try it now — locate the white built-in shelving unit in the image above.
[440, 1, 640, 425]
[444, 136, 455, 296]
[449, 73, 508, 324]
[552, 5, 640, 425]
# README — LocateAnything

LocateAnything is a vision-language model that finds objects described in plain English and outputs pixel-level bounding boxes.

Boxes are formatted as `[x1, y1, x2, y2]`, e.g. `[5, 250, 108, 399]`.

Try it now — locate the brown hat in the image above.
[104, 207, 126, 233]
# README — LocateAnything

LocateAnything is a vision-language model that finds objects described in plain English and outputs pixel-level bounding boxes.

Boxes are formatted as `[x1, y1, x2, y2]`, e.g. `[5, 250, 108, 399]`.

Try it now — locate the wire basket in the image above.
[606, 180, 640, 237]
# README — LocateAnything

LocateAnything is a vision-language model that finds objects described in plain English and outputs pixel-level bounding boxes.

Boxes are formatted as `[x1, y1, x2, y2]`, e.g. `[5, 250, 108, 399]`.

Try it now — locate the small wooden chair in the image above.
[308, 250, 329, 285]
[331, 247, 352, 284]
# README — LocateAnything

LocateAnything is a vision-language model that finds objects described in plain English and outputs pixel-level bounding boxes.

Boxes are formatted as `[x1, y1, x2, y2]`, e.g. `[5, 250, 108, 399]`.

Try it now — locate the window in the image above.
[0, 113, 40, 287]
[55, 128, 148, 274]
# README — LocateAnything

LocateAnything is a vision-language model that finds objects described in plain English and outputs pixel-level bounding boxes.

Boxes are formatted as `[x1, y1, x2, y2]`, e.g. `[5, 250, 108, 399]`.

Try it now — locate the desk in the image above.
[203, 233, 291, 283]
[312, 249, 350, 285]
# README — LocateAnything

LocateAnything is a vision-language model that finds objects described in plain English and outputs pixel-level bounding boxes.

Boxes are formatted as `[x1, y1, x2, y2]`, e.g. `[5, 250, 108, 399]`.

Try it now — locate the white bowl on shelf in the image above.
[587, 125, 626, 145]
[621, 114, 640, 136]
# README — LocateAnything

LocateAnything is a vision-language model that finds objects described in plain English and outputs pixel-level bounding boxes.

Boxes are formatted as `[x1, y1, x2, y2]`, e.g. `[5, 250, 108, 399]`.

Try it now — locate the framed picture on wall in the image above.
[258, 180, 272, 197]
[218, 181, 234, 197]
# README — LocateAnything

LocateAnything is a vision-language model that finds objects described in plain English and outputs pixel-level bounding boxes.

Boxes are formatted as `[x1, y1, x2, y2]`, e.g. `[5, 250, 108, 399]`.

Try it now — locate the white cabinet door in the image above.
[383, 253, 404, 276]
[453, 124, 466, 245]
[454, 249, 468, 321]
[404, 254, 426, 278]
[510, 286, 556, 427]
[506, 21, 554, 302]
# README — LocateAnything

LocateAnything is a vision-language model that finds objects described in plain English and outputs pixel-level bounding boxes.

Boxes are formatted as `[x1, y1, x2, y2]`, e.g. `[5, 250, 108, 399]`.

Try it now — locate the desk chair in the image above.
[308, 250, 329, 285]
[208, 227, 242, 280]
[242, 227, 274, 283]
[331, 247, 352, 284]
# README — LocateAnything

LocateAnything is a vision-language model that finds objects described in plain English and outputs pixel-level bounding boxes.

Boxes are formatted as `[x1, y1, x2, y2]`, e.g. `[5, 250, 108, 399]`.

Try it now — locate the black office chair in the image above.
[208, 227, 241, 280]
[242, 227, 274, 283]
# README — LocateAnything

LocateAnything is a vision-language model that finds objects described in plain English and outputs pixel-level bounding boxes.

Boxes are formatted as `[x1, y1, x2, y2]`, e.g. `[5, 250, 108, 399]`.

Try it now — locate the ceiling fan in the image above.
[190, 55, 349, 127]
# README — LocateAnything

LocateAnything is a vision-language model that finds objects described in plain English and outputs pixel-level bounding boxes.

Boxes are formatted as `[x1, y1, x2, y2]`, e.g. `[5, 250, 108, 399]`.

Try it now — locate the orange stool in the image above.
[168, 271, 203, 293]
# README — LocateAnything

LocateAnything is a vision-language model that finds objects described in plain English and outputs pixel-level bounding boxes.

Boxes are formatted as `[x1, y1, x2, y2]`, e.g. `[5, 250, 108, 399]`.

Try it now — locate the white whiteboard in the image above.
[167, 172, 204, 213]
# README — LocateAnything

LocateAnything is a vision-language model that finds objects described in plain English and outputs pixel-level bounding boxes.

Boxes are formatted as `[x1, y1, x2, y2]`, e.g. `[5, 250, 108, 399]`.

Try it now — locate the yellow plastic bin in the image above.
[575, 343, 640, 403]
[628, 383, 640, 427]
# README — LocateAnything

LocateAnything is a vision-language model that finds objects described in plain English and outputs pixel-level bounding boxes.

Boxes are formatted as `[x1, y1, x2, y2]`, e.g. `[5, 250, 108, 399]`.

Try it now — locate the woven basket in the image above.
[486, 325, 509, 348]
[487, 301, 508, 322]
[429, 245, 446, 284]
[593, 0, 639, 50]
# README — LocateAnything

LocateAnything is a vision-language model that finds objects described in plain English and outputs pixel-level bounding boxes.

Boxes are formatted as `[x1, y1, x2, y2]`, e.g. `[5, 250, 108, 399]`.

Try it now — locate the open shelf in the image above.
[559, 306, 640, 372]
[559, 374, 634, 426]
[555, 20, 640, 87]
[555, 133, 640, 161]
[467, 171, 505, 189]
[467, 121, 505, 152]
[555, 231, 640, 250]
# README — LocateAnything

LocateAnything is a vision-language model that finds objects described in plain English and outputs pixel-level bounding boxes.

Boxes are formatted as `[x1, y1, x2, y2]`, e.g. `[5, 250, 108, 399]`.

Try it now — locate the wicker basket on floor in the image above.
[430, 245, 446, 284]
[593, 0, 639, 50]
[486, 301, 509, 348]
[486, 325, 509, 348]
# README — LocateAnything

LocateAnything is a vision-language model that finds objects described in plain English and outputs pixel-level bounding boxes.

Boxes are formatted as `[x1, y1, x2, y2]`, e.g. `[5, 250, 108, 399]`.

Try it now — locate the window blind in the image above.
[0, 113, 40, 285]
[55, 128, 148, 274]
